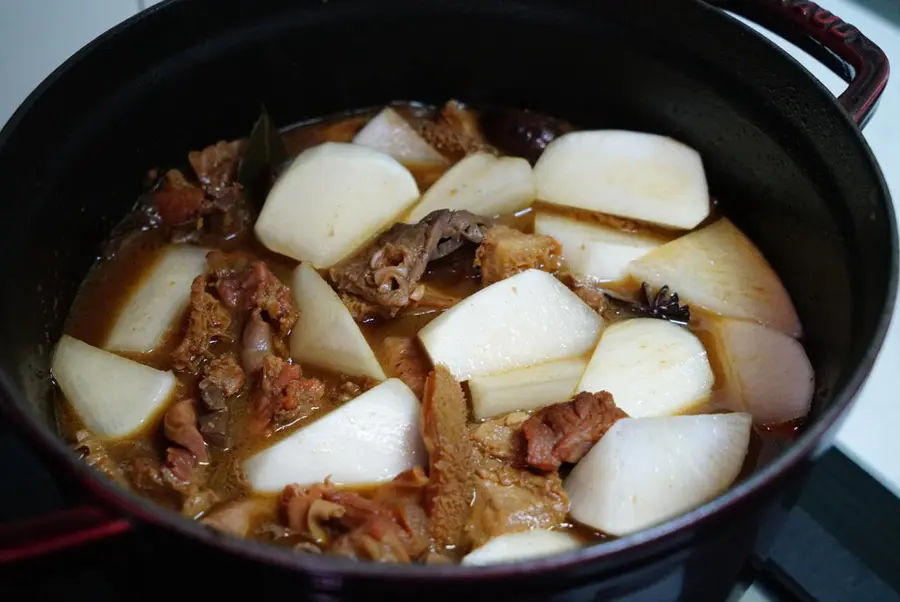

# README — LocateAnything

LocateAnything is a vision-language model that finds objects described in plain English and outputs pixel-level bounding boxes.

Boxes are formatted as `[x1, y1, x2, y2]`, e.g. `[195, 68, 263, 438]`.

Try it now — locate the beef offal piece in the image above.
[329, 209, 493, 313]
[420, 366, 473, 549]
[280, 468, 430, 562]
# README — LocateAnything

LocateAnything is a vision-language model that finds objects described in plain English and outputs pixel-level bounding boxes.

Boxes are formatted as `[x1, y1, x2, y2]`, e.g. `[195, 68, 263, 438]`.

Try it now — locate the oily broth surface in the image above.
[56, 105, 799, 545]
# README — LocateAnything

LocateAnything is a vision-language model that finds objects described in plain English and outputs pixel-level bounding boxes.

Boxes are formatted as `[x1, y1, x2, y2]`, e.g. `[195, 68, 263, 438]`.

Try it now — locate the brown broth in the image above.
[56, 104, 800, 554]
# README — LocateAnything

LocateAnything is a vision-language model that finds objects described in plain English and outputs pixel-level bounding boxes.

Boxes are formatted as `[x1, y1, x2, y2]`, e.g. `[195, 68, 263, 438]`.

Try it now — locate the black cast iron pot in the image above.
[0, 0, 894, 600]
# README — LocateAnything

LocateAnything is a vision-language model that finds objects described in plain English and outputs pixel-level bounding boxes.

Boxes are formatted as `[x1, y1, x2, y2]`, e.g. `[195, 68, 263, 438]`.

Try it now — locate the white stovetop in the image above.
[1, 0, 898, 498]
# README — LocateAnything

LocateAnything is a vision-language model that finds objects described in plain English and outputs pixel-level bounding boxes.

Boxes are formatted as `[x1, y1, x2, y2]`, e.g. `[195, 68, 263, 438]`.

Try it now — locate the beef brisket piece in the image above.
[522, 391, 627, 472]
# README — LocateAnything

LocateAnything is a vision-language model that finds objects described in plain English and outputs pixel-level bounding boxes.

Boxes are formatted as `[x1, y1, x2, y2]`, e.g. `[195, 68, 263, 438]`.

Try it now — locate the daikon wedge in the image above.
[709, 318, 813, 424]
[629, 218, 801, 337]
[469, 357, 588, 420]
[577, 318, 713, 418]
[51, 335, 177, 439]
[353, 107, 447, 167]
[406, 152, 535, 223]
[534, 212, 662, 283]
[254, 142, 420, 268]
[242, 379, 424, 492]
[534, 131, 709, 229]
[418, 269, 603, 381]
[566, 413, 751, 536]
[105, 245, 210, 353]
[462, 530, 582, 566]
[289, 263, 385, 381]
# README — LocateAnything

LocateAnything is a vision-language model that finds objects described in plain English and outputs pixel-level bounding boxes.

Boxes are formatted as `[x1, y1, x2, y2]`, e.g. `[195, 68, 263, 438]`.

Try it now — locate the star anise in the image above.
[640, 282, 690, 323]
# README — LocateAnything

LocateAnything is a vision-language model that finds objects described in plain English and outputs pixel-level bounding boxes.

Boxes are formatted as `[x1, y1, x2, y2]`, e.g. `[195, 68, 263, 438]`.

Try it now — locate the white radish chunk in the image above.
[462, 530, 582, 566]
[289, 263, 385, 381]
[418, 269, 603, 381]
[709, 318, 813, 424]
[534, 131, 710, 230]
[534, 212, 662, 283]
[566, 413, 751, 536]
[469, 357, 588, 420]
[577, 318, 714, 418]
[51, 335, 177, 439]
[628, 218, 802, 337]
[254, 142, 420, 268]
[406, 152, 535, 223]
[242, 379, 424, 492]
[353, 107, 447, 167]
[105, 245, 210, 354]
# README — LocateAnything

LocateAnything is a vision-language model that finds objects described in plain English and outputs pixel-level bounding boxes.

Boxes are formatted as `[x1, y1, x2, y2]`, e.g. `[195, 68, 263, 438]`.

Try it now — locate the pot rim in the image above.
[0, 0, 896, 582]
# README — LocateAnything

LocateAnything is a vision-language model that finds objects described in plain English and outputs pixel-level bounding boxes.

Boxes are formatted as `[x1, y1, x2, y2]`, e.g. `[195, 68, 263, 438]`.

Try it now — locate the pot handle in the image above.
[705, 0, 890, 127]
[0, 504, 131, 564]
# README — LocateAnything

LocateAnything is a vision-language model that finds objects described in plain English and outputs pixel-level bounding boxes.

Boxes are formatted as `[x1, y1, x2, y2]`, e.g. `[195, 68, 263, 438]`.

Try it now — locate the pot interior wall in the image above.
[0, 0, 891, 462]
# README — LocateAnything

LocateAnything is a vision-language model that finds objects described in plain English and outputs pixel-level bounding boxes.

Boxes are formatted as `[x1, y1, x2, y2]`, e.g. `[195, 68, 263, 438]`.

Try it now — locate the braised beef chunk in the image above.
[329, 209, 493, 312]
[382, 337, 431, 399]
[249, 355, 324, 435]
[207, 251, 298, 334]
[154, 169, 208, 227]
[413, 100, 494, 161]
[199, 354, 245, 411]
[128, 452, 216, 517]
[421, 367, 474, 549]
[162, 446, 201, 487]
[153, 139, 252, 241]
[163, 399, 208, 462]
[201, 497, 276, 537]
[241, 310, 274, 374]
[199, 411, 229, 448]
[280, 468, 430, 563]
[466, 447, 568, 547]
[523, 391, 627, 472]
[465, 413, 569, 545]
[475, 225, 563, 285]
[207, 249, 252, 307]
[163, 450, 219, 517]
[129, 456, 170, 495]
[188, 140, 245, 198]
[469, 412, 529, 464]
[71, 430, 127, 486]
[241, 261, 298, 334]
[171, 275, 233, 372]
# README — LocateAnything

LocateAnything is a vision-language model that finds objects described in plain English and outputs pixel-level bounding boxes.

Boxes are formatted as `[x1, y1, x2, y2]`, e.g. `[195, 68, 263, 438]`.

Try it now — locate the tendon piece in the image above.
[474, 225, 563, 285]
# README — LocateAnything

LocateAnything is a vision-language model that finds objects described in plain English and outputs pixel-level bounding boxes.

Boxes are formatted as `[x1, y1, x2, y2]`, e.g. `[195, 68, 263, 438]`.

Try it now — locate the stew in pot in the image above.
[52, 101, 813, 565]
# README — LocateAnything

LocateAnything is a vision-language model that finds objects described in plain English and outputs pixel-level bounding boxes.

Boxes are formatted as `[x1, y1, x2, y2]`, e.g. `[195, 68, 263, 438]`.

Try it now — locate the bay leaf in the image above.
[237, 107, 288, 210]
